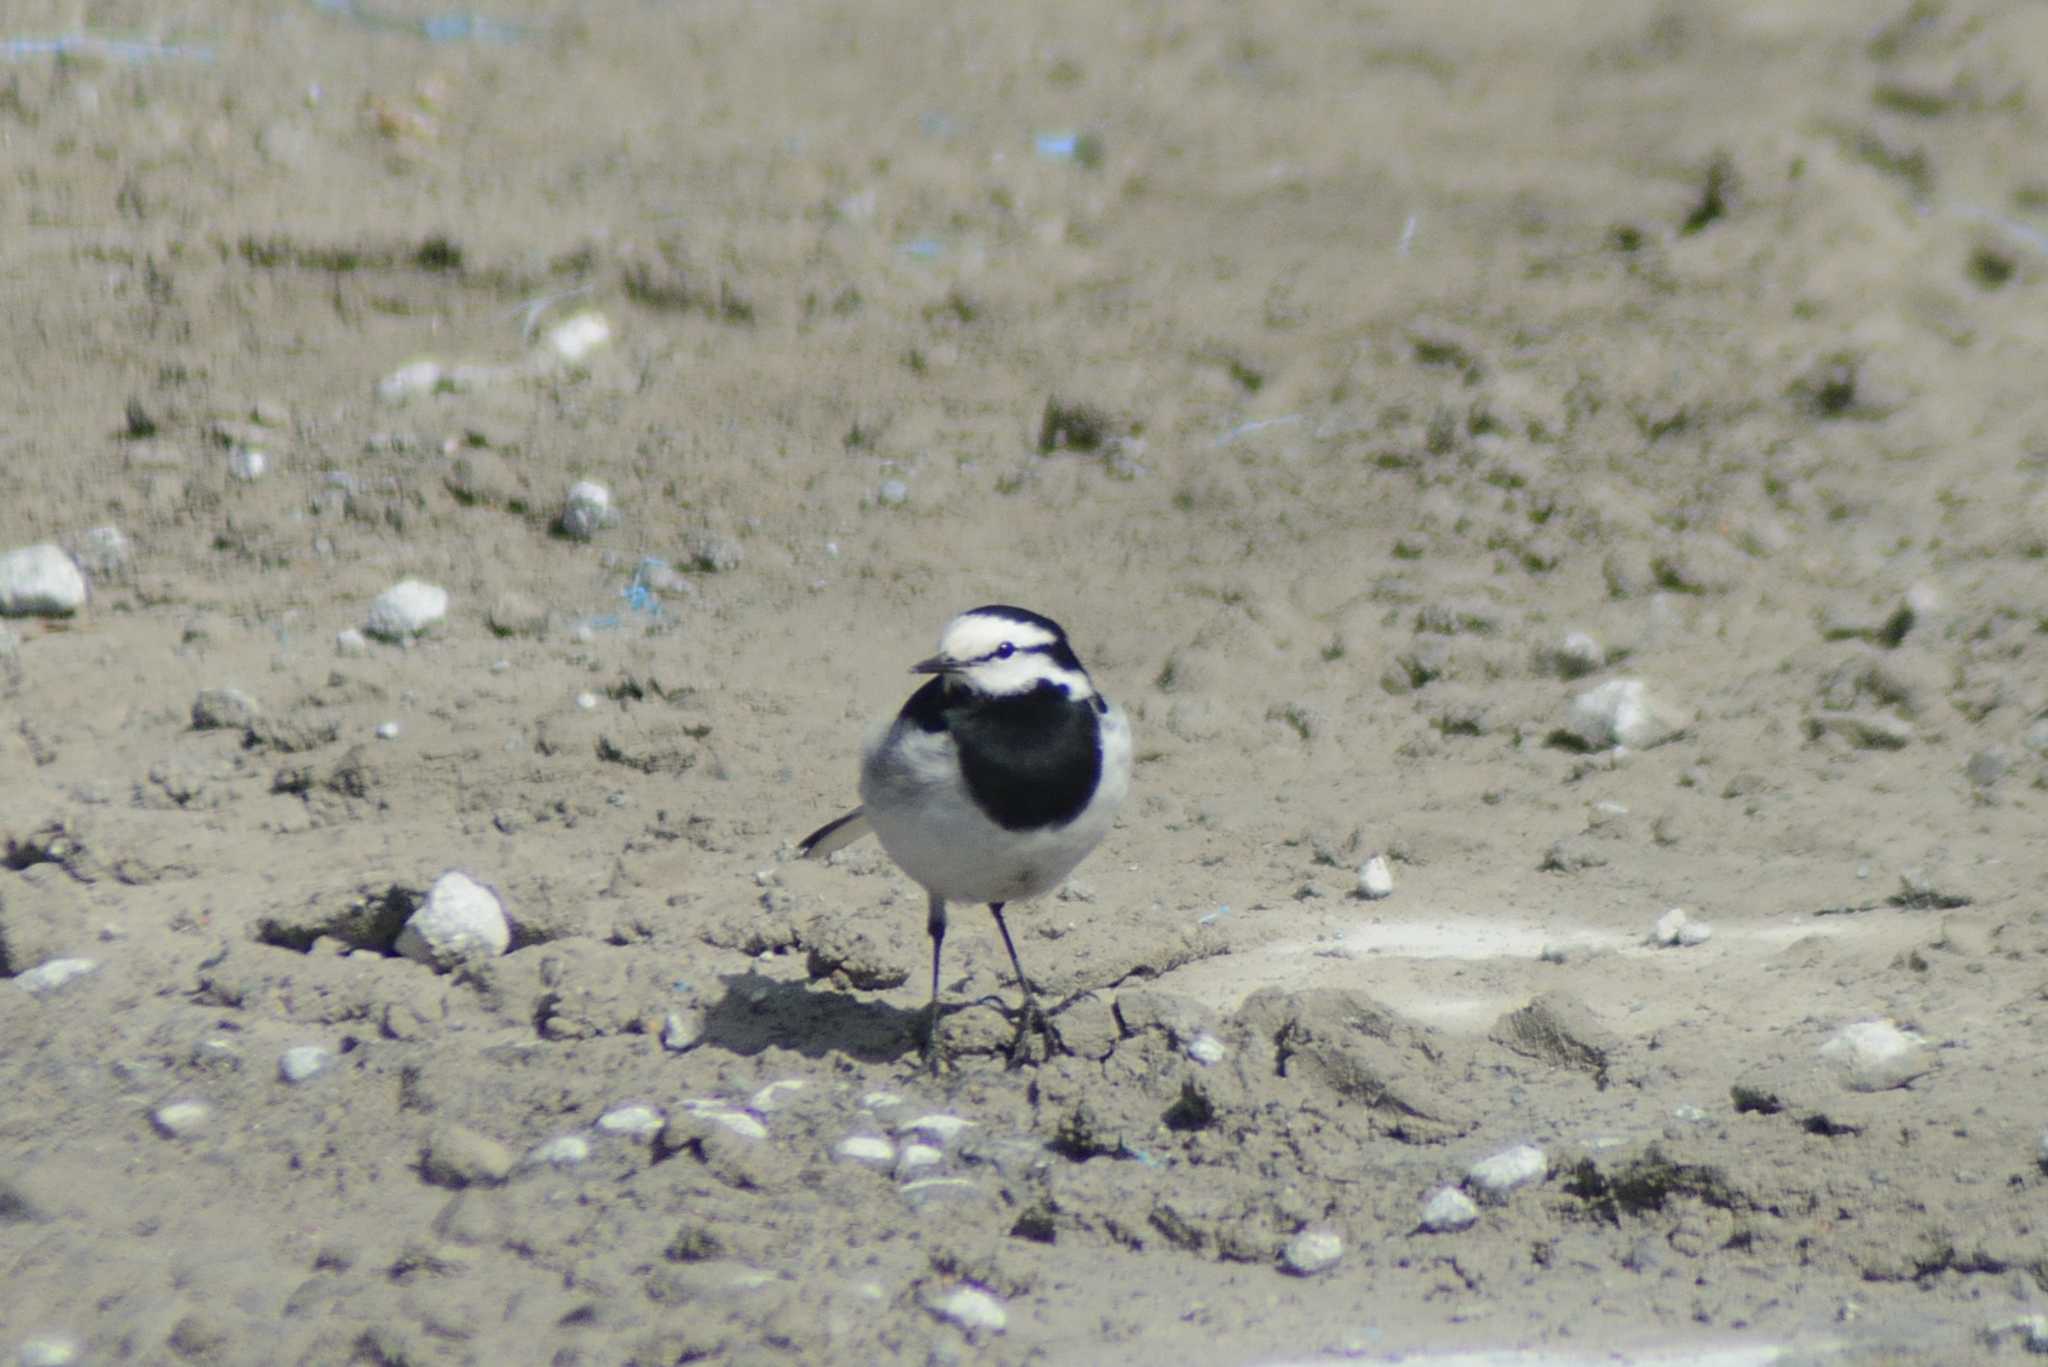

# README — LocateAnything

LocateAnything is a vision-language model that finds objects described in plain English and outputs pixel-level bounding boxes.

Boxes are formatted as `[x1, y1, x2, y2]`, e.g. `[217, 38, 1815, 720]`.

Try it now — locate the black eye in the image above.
[995, 643, 1015, 659]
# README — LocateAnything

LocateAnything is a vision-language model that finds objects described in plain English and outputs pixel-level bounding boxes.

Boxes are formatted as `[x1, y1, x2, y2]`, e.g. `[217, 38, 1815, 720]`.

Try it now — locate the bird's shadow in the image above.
[698, 970, 925, 1065]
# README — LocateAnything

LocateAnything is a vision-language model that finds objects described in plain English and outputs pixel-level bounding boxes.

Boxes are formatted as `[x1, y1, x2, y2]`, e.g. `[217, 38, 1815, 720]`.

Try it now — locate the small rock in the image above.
[542, 312, 612, 365]
[191, 687, 260, 731]
[1982, 1315, 2048, 1354]
[1356, 855, 1394, 900]
[1965, 748, 2011, 788]
[661, 1008, 705, 1052]
[596, 1105, 665, 1141]
[1490, 991, 1618, 1084]
[421, 1124, 515, 1188]
[707, 1111, 769, 1141]
[1820, 1020, 1933, 1092]
[365, 579, 449, 640]
[1419, 1186, 1478, 1232]
[485, 591, 549, 638]
[750, 1080, 806, 1112]
[376, 360, 445, 404]
[227, 448, 268, 482]
[899, 1114, 973, 1145]
[14, 958, 98, 995]
[374, 721, 400, 741]
[558, 481, 617, 540]
[1564, 678, 1682, 750]
[896, 1143, 943, 1174]
[834, 1135, 895, 1166]
[683, 530, 741, 574]
[877, 478, 909, 507]
[1466, 1144, 1547, 1201]
[1651, 907, 1712, 947]
[1281, 1227, 1344, 1275]
[0, 545, 87, 617]
[278, 1045, 334, 1084]
[526, 1135, 589, 1169]
[1186, 1032, 1227, 1066]
[151, 1100, 212, 1139]
[17, 1335, 81, 1367]
[334, 628, 369, 657]
[394, 872, 510, 972]
[926, 1285, 1007, 1337]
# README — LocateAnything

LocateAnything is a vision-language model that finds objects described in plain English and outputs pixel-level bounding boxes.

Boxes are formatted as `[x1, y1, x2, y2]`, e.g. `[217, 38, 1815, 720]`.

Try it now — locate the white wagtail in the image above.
[799, 604, 1132, 1067]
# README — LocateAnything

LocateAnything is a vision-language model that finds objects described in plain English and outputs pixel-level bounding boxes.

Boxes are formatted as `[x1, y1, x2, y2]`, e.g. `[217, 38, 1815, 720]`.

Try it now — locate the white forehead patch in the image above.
[938, 611, 1058, 662]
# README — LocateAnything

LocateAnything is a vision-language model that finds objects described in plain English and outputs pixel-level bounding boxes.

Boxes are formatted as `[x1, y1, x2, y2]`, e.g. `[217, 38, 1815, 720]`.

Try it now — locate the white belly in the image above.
[859, 705, 1130, 906]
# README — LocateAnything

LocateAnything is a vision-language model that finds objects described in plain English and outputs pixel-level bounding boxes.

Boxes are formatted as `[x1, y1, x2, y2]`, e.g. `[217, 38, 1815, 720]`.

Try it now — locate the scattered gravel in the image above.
[596, 1105, 665, 1141]
[394, 871, 510, 972]
[151, 1100, 212, 1139]
[558, 480, 617, 540]
[14, 959, 98, 995]
[1466, 1144, 1547, 1202]
[1820, 1019, 1933, 1092]
[1420, 1186, 1479, 1232]
[1651, 906, 1713, 947]
[1564, 678, 1682, 750]
[926, 1284, 1007, 1337]
[0, 544, 88, 616]
[835, 1135, 896, 1165]
[1281, 1227, 1344, 1275]
[191, 687, 260, 731]
[365, 579, 450, 640]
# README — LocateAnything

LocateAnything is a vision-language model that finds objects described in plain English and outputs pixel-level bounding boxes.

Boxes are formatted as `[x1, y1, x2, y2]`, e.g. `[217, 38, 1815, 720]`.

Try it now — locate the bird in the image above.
[799, 604, 1131, 1068]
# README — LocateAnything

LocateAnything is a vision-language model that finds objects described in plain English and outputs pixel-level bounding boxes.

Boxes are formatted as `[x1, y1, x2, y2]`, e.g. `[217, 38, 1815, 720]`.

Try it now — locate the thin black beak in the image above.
[910, 654, 957, 675]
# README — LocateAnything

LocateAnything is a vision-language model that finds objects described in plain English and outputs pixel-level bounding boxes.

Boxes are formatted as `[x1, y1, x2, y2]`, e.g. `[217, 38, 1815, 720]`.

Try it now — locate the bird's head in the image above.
[913, 604, 1097, 700]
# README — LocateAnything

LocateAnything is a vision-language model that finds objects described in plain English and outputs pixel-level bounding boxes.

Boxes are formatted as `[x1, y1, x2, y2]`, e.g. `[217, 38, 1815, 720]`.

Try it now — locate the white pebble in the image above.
[227, 448, 267, 482]
[374, 721, 400, 740]
[558, 480, 617, 541]
[1282, 1227, 1344, 1275]
[14, 958, 98, 995]
[365, 579, 449, 640]
[278, 1045, 334, 1084]
[1357, 855, 1394, 900]
[1820, 1019, 1933, 1092]
[1419, 1186, 1478, 1232]
[835, 1135, 896, 1165]
[543, 312, 612, 364]
[899, 1114, 974, 1144]
[707, 1111, 768, 1141]
[860, 1091, 904, 1110]
[928, 1285, 1007, 1336]
[596, 1104, 665, 1141]
[1652, 907, 1713, 947]
[527, 1134, 589, 1168]
[0, 544, 88, 616]
[750, 1079, 806, 1112]
[394, 871, 510, 972]
[896, 1142, 943, 1174]
[1186, 1032, 1227, 1066]
[151, 1100, 212, 1139]
[1566, 678, 1681, 750]
[1551, 631, 1604, 677]
[661, 1009, 705, 1052]
[376, 359, 444, 403]
[334, 628, 369, 657]
[17, 1335, 81, 1367]
[574, 691, 598, 711]
[877, 478, 910, 507]
[1466, 1144, 1547, 1201]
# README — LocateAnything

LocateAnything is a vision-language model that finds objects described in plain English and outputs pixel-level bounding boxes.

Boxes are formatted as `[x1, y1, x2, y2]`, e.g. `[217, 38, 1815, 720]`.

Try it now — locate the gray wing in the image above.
[798, 807, 872, 859]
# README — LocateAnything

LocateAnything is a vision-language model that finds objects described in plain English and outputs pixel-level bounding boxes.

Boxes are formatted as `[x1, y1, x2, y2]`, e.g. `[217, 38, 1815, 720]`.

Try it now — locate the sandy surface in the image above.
[7, 0, 2048, 1363]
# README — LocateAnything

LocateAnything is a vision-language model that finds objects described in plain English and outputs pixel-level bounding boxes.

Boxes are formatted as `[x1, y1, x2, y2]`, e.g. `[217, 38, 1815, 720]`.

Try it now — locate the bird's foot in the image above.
[1005, 998, 1064, 1069]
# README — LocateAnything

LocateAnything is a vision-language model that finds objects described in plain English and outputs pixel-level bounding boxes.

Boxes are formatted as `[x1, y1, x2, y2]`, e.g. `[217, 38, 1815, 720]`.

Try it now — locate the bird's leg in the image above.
[923, 894, 948, 1074]
[989, 903, 1060, 1065]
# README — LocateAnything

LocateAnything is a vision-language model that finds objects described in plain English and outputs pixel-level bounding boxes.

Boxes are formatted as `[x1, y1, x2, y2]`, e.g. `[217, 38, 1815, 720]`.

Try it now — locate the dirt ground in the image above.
[7, 0, 2048, 1363]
